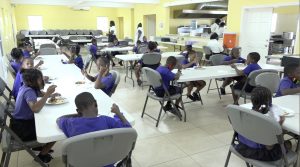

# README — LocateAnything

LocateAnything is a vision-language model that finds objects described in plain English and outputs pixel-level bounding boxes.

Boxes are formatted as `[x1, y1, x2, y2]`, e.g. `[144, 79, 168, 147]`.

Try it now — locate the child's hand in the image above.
[230, 64, 236, 68]
[37, 60, 44, 66]
[50, 93, 61, 98]
[279, 116, 285, 125]
[111, 104, 121, 114]
[46, 85, 57, 96]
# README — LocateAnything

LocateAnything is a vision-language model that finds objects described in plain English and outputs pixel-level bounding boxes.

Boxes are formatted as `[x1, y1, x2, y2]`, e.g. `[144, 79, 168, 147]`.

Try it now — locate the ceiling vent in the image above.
[71, 6, 90, 11]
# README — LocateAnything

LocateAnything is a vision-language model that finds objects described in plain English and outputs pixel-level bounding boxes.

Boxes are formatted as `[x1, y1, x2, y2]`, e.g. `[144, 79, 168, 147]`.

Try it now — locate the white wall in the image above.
[275, 14, 299, 34]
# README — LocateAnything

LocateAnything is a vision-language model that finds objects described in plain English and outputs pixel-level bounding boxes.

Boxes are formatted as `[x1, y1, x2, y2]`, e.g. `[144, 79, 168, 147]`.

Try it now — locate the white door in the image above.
[146, 15, 156, 40]
[240, 8, 273, 64]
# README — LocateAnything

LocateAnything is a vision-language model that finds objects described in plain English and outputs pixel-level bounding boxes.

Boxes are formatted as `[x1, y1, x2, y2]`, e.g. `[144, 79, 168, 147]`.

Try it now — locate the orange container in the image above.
[223, 33, 237, 49]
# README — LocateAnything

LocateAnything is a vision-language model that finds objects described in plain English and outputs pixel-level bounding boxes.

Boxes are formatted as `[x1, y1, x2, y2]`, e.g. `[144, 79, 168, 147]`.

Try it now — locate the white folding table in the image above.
[34, 54, 134, 143]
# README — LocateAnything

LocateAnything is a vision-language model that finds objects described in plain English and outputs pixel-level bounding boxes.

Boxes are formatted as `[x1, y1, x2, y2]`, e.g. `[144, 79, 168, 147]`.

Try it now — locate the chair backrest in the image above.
[16, 33, 25, 40]
[61, 30, 69, 36]
[39, 48, 57, 55]
[137, 45, 149, 54]
[255, 72, 281, 94]
[124, 38, 133, 42]
[141, 53, 161, 69]
[29, 30, 38, 35]
[203, 46, 212, 55]
[47, 30, 55, 35]
[142, 67, 162, 89]
[96, 30, 102, 36]
[40, 43, 56, 49]
[61, 128, 137, 167]
[83, 30, 91, 35]
[109, 70, 120, 96]
[20, 30, 29, 36]
[38, 30, 47, 35]
[209, 54, 225, 65]
[227, 105, 283, 146]
[247, 69, 277, 86]
[76, 30, 84, 35]
[69, 30, 77, 35]
[119, 40, 129, 46]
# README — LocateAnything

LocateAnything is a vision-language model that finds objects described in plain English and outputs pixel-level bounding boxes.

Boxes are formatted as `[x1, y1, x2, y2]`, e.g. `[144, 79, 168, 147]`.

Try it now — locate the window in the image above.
[97, 17, 108, 32]
[28, 16, 43, 30]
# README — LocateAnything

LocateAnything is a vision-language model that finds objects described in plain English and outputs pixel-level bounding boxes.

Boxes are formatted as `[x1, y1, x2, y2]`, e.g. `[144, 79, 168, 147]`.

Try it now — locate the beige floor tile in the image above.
[165, 128, 225, 155]
[151, 156, 201, 167]
[191, 145, 245, 167]
[133, 136, 187, 166]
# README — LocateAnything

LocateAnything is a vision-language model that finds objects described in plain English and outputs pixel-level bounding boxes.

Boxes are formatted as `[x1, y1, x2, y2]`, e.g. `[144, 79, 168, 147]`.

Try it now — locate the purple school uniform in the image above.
[275, 77, 299, 97]
[12, 71, 23, 99]
[13, 85, 37, 120]
[243, 63, 261, 76]
[57, 115, 131, 138]
[95, 73, 115, 95]
[10, 61, 22, 73]
[74, 55, 84, 70]
[224, 56, 245, 64]
[89, 44, 97, 57]
[23, 50, 31, 58]
[238, 134, 264, 149]
[155, 66, 175, 90]
[181, 59, 196, 67]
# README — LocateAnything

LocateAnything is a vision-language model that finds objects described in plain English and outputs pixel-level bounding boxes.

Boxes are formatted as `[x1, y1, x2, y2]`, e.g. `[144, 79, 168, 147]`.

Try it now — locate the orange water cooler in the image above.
[223, 33, 237, 49]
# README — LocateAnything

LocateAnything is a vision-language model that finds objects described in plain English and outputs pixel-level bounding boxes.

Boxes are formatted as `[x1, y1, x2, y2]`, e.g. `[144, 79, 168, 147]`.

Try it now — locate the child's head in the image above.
[219, 22, 226, 28]
[137, 23, 142, 28]
[246, 52, 260, 64]
[148, 41, 158, 52]
[24, 42, 33, 52]
[185, 45, 193, 52]
[143, 36, 147, 42]
[215, 18, 221, 25]
[21, 58, 34, 69]
[22, 69, 44, 90]
[11, 48, 23, 61]
[251, 86, 272, 114]
[136, 40, 142, 46]
[284, 63, 300, 80]
[166, 56, 177, 70]
[210, 33, 219, 40]
[71, 45, 80, 56]
[75, 92, 98, 117]
[110, 20, 115, 27]
[230, 47, 241, 59]
[91, 38, 97, 45]
[96, 57, 110, 71]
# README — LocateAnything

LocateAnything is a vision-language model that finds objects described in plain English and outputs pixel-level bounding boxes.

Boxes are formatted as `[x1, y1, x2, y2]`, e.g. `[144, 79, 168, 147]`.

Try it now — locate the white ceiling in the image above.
[11, 0, 160, 8]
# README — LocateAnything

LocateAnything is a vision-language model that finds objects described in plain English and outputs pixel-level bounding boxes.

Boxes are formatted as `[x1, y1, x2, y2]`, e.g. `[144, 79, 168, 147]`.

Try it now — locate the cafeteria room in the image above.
[0, 0, 299, 166]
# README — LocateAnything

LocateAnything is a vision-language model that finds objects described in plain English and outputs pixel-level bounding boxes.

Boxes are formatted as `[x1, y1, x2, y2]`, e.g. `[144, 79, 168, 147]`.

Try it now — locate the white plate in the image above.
[46, 97, 68, 105]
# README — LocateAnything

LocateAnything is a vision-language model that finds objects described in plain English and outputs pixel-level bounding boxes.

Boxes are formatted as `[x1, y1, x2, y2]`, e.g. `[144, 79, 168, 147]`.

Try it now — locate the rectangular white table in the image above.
[70, 39, 92, 43]
[34, 54, 134, 143]
[33, 39, 59, 50]
[60, 35, 93, 40]
[101, 45, 168, 52]
[115, 52, 183, 87]
[157, 41, 203, 51]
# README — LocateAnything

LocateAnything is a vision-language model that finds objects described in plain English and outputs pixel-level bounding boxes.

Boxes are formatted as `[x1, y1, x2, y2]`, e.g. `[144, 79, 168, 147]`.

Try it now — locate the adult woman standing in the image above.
[210, 18, 221, 33]
[109, 21, 117, 36]
[135, 23, 144, 45]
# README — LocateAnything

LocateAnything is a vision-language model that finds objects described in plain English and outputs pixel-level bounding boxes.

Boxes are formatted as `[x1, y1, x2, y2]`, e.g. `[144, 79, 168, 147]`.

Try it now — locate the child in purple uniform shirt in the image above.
[230, 52, 262, 105]
[89, 38, 99, 59]
[275, 63, 300, 97]
[235, 87, 291, 161]
[10, 48, 24, 73]
[56, 92, 131, 167]
[155, 56, 183, 114]
[62, 45, 84, 70]
[11, 69, 57, 163]
[12, 58, 44, 99]
[23, 42, 37, 58]
[84, 57, 115, 96]
[181, 50, 206, 101]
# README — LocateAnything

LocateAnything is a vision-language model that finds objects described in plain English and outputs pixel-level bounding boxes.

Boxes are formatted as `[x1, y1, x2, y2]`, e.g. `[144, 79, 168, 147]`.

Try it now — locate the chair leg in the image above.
[156, 101, 164, 127]
[215, 79, 221, 99]
[245, 162, 251, 167]
[207, 79, 212, 94]
[141, 95, 149, 118]
[197, 92, 203, 105]
[180, 99, 187, 122]
[0, 152, 6, 167]
[3, 152, 11, 167]
[224, 150, 231, 167]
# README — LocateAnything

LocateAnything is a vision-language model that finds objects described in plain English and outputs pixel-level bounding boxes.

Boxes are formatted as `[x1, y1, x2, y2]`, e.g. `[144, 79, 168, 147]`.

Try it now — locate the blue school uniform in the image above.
[10, 61, 22, 73]
[12, 71, 23, 99]
[243, 63, 261, 76]
[74, 55, 84, 70]
[233, 63, 261, 92]
[13, 85, 37, 120]
[89, 44, 97, 57]
[275, 77, 299, 97]
[181, 58, 196, 67]
[155, 66, 175, 90]
[224, 56, 245, 63]
[95, 73, 114, 95]
[23, 50, 31, 58]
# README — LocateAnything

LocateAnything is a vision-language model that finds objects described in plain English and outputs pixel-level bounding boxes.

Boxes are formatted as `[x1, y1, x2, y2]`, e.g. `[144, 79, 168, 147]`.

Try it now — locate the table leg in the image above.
[124, 61, 135, 87]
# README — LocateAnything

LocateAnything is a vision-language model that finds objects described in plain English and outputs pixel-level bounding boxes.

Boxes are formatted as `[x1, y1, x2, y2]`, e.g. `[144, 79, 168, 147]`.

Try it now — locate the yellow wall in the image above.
[227, 0, 300, 54]
[0, 0, 16, 55]
[14, 4, 132, 39]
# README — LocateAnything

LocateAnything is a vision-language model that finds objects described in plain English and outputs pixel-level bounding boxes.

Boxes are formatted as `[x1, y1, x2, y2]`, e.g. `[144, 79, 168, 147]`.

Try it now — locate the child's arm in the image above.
[28, 85, 56, 113]
[34, 60, 44, 69]
[94, 68, 109, 89]
[111, 104, 129, 125]
[82, 70, 97, 82]
[56, 114, 80, 124]
[230, 64, 244, 76]
[281, 87, 300, 96]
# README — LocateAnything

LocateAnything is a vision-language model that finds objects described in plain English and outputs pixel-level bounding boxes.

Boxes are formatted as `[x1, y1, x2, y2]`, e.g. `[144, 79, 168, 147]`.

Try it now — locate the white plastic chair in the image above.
[255, 72, 281, 95]
[109, 70, 120, 97]
[225, 105, 298, 167]
[61, 128, 137, 167]
[39, 48, 57, 55]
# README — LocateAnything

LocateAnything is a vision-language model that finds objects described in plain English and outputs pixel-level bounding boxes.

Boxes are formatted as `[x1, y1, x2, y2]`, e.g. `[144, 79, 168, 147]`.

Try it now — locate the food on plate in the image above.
[48, 97, 65, 104]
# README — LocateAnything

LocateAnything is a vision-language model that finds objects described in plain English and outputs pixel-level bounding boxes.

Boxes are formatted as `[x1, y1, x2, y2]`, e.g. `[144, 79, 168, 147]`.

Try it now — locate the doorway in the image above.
[118, 17, 124, 39]
[144, 14, 156, 40]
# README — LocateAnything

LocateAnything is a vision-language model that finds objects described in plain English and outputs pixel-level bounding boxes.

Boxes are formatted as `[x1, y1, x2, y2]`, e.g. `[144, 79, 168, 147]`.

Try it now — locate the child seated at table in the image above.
[155, 56, 182, 115]
[220, 47, 246, 95]
[12, 57, 44, 99]
[62, 45, 84, 70]
[83, 57, 115, 96]
[89, 38, 99, 59]
[10, 48, 24, 73]
[275, 63, 300, 97]
[135, 41, 161, 86]
[181, 50, 206, 101]
[56, 92, 131, 167]
[235, 86, 291, 161]
[10, 69, 57, 163]
[23, 42, 37, 58]
[230, 52, 262, 105]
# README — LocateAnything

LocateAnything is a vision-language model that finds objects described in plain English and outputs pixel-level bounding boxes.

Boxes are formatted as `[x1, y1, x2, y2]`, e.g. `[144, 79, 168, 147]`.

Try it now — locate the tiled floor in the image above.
[1, 48, 297, 167]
